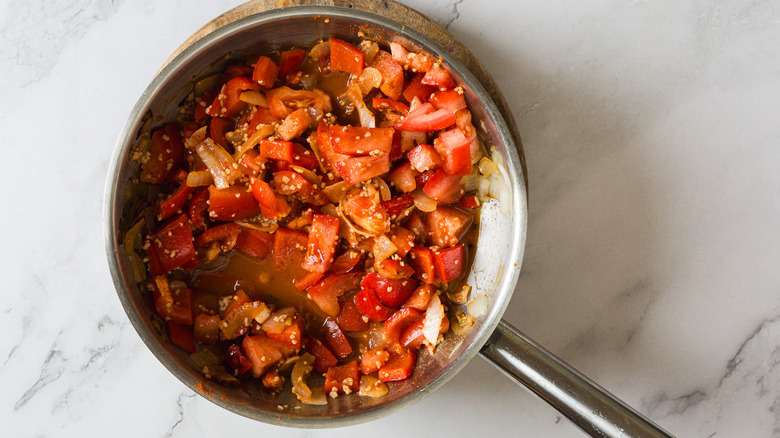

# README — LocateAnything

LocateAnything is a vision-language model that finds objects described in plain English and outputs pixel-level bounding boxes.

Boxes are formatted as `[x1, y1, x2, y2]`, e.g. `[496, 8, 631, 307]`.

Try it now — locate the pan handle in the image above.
[479, 320, 675, 438]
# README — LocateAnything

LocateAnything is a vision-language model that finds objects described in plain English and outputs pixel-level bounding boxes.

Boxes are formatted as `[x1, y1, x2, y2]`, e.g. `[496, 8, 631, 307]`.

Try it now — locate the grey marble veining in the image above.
[1, 0, 778, 436]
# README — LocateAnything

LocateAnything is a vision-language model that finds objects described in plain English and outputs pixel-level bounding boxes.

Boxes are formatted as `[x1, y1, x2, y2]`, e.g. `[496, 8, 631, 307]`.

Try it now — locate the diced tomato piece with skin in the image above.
[279, 48, 307, 78]
[402, 284, 437, 310]
[372, 98, 410, 115]
[389, 130, 404, 162]
[207, 76, 262, 118]
[335, 153, 391, 185]
[252, 56, 279, 87]
[402, 73, 436, 104]
[248, 107, 278, 134]
[371, 50, 404, 99]
[302, 214, 341, 273]
[324, 360, 361, 395]
[291, 143, 319, 170]
[423, 170, 463, 204]
[435, 128, 472, 176]
[381, 194, 414, 217]
[336, 296, 370, 332]
[330, 249, 364, 274]
[265, 86, 332, 120]
[432, 243, 467, 283]
[260, 138, 294, 162]
[329, 125, 394, 156]
[404, 212, 429, 245]
[354, 288, 395, 322]
[360, 348, 390, 374]
[421, 66, 456, 88]
[429, 89, 467, 113]
[266, 313, 304, 349]
[294, 270, 324, 291]
[361, 272, 419, 308]
[225, 343, 253, 375]
[188, 188, 209, 228]
[141, 124, 185, 184]
[193, 313, 220, 344]
[389, 226, 415, 258]
[316, 120, 350, 177]
[388, 161, 418, 193]
[152, 214, 195, 272]
[277, 108, 312, 141]
[272, 227, 308, 267]
[322, 318, 353, 358]
[408, 246, 436, 284]
[238, 149, 264, 178]
[167, 321, 196, 353]
[307, 337, 339, 374]
[427, 206, 474, 247]
[209, 117, 234, 151]
[249, 178, 291, 220]
[329, 38, 365, 75]
[208, 184, 263, 221]
[407, 143, 443, 173]
[307, 271, 364, 316]
[194, 222, 240, 252]
[158, 179, 194, 221]
[396, 103, 456, 132]
[235, 228, 274, 259]
[459, 194, 480, 209]
[378, 346, 417, 382]
[384, 308, 423, 345]
[241, 334, 292, 378]
[273, 170, 312, 195]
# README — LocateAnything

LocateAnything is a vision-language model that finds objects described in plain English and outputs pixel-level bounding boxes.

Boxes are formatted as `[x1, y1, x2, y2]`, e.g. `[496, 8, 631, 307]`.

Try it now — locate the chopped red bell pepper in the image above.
[307, 271, 364, 316]
[324, 360, 361, 395]
[361, 272, 419, 308]
[371, 50, 404, 99]
[152, 214, 195, 272]
[421, 65, 456, 88]
[234, 228, 274, 259]
[188, 188, 209, 228]
[422, 169, 463, 204]
[272, 227, 308, 267]
[330, 249, 364, 274]
[225, 343, 253, 375]
[384, 307, 423, 345]
[207, 76, 262, 118]
[249, 178, 291, 220]
[408, 246, 436, 284]
[360, 348, 390, 374]
[388, 162, 418, 193]
[209, 117, 234, 151]
[158, 177, 194, 221]
[396, 103, 456, 132]
[402, 73, 436, 103]
[402, 284, 437, 310]
[426, 206, 474, 247]
[322, 318, 353, 359]
[432, 243, 467, 283]
[302, 214, 341, 273]
[307, 337, 339, 374]
[141, 124, 185, 184]
[260, 138, 294, 163]
[208, 184, 263, 221]
[381, 194, 414, 217]
[167, 321, 196, 353]
[194, 222, 240, 252]
[378, 346, 417, 382]
[329, 38, 365, 75]
[278, 47, 307, 78]
[435, 128, 472, 176]
[429, 88, 467, 113]
[252, 55, 279, 88]
[354, 287, 395, 322]
[335, 153, 391, 185]
[336, 296, 370, 332]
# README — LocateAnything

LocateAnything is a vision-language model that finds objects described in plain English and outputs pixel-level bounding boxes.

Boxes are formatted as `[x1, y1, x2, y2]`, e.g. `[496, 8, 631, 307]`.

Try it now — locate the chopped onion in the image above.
[185, 126, 208, 149]
[358, 40, 380, 64]
[447, 284, 471, 305]
[358, 67, 382, 94]
[186, 170, 213, 187]
[193, 74, 220, 97]
[123, 218, 146, 283]
[239, 90, 267, 107]
[478, 157, 497, 176]
[235, 220, 278, 233]
[233, 123, 275, 161]
[478, 177, 490, 197]
[372, 234, 397, 262]
[289, 165, 322, 186]
[423, 294, 444, 346]
[371, 177, 392, 201]
[450, 311, 474, 336]
[411, 188, 437, 212]
[261, 307, 296, 334]
[346, 86, 375, 128]
[321, 181, 350, 203]
[195, 138, 241, 189]
[291, 353, 327, 405]
[468, 294, 489, 318]
[359, 375, 389, 398]
[309, 41, 330, 60]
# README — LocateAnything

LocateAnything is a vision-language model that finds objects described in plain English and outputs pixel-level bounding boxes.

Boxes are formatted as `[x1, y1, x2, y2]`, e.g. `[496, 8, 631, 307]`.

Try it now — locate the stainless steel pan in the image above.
[104, 5, 673, 437]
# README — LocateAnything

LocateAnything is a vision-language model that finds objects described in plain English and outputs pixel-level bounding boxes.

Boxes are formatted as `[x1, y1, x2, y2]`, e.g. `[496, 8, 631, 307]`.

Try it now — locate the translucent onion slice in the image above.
[346, 85, 375, 128]
[358, 40, 380, 64]
[289, 165, 322, 186]
[291, 353, 327, 405]
[309, 41, 330, 60]
[468, 294, 489, 318]
[193, 74, 220, 97]
[423, 293, 444, 346]
[321, 181, 350, 203]
[239, 90, 267, 107]
[359, 375, 389, 398]
[358, 67, 382, 95]
[195, 138, 241, 189]
[186, 170, 213, 187]
[235, 220, 278, 233]
[372, 234, 397, 262]
[411, 188, 437, 212]
[185, 126, 208, 149]
[371, 177, 392, 201]
[233, 123, 275, 161]
[450, 310, 474, 336]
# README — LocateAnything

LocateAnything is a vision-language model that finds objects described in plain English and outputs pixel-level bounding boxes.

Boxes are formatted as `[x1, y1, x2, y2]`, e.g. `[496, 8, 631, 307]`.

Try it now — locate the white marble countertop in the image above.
[2, 0, 778, 436]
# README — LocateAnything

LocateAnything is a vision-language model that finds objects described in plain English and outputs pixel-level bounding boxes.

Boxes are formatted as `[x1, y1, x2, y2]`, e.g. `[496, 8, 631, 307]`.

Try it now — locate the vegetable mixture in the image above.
[127, 36, 494, 404]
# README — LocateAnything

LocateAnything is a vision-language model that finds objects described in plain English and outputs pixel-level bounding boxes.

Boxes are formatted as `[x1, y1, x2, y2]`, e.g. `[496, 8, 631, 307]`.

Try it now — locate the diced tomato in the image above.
[396, 103, 456, 132]
[167, 321, 196, 353]
[194, 222, 240, 252]
[302, 214, 341, 273]
[389, 226, 415, 258]
[241, 334, 291, 378]
[330, 249, 363, 274]
[407, 143, 443, 173]
[422, 170, 463, 204]
[234, 228, 274, 259]
[294, 270, 325, 292]
[371, 50, 404, 99]
[272, 227, 308, 267]
[248, 107, 278, 134]
[152, 214, 195, 272]
[291, 143, 319, 170]
[459, 194, 480, 209]
[390, 130, 404, 161]
[427, 206, 474, 247]
[329, 125, 394, 156]
[429, 89, 467, 113]
[141, 124, 184, 184]
[252, 56, 279, 88]
[435, 128, 472, 175]
[266, 313, 304, 349]
[266, 86, 331, 120]
[384, 307, 423, 345]
[432, 243, 467, 283]
[402, 284, 436, 310]
[188, 188, 209, 228]
[375, 259, 416, 279]
[388, 162, 417, 193]
[421, 65, 456, 88]
[260, 138, 294, 162]
[335, 153, 391, 185]
[381, 194, 414, 217]
[249, 178, 291, 220]
[329, 38, 364, 75]
[316, 120, 350, 177]
[408, 246, 436, 284]
[361, 272, 419, 308]
[322, 318, 353, 358]
[324, 360, 360, 394]
[208, 184, 263, 221]
[207, 76, 262, 118]
[158, 178, 194, 221]
[225, 343, 253, 375]
[193, 313, 220, 344]
[354, 287, 395, 322]
[278, 47, 307, 78]
[209, 117, 234, 151]
[372, 98, 410, 115]
[378, 346, 417, 382]
[277, 108, 312, 141]
[272, 170, 327, 206]
[237, 149, 264, 178]
[360, 348, 390, 374]
[402, 73, 436, 104]
[307, 337, 338, 374]
[336, 296, 370, 332]
[404, 212, 429, 244]
[307, 271, 364, 316]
